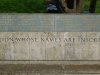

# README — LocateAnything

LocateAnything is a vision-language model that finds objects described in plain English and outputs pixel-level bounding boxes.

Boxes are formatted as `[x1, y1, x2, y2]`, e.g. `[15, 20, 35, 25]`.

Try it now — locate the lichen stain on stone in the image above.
[0, 43, 6, 59]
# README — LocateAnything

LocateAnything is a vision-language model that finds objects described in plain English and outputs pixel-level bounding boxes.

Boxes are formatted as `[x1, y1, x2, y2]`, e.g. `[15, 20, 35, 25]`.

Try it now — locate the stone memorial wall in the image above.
[0, 14, 100, 75]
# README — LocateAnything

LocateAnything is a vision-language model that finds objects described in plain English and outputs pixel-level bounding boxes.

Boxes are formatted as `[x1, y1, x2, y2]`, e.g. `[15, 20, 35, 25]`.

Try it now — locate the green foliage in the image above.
[84, 0, 100, 13]
[0, 0, 45, 13]
[95, 0, 100, 13]
[0, 0, 99, 13]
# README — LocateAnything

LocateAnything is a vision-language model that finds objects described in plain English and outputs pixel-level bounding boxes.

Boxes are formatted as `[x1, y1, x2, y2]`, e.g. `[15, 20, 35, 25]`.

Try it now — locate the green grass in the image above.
[95, 0, 100, 13]
[0, 0, 99, 13]
[0, 0, 45, 13]
[84, 0, 100, 13]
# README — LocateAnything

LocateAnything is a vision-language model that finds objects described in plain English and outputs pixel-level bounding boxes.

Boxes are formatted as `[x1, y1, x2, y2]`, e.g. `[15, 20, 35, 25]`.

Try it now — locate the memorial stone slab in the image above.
[0, 14, 100, 75]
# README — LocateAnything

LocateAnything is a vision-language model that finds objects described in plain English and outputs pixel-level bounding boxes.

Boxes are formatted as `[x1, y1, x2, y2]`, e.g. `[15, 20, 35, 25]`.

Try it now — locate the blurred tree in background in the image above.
[89, 0, 97, 13]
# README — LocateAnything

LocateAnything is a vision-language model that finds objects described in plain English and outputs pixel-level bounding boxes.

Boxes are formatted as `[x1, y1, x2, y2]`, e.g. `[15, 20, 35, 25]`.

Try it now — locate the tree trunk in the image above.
[59, 0, 84, 13]
[67, 0, 74, 9]
[76, 0, 84, 12]
[89, 0, 97, 13]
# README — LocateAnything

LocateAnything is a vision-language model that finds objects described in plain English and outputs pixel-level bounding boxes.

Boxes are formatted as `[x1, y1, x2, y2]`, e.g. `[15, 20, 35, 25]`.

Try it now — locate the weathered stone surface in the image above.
[0, 13, 99, 74]
[0, 64, 100, 74]
[0, 32, 100, 61]
[0, 32, 100, 74]
[0, 14, 99, 32]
